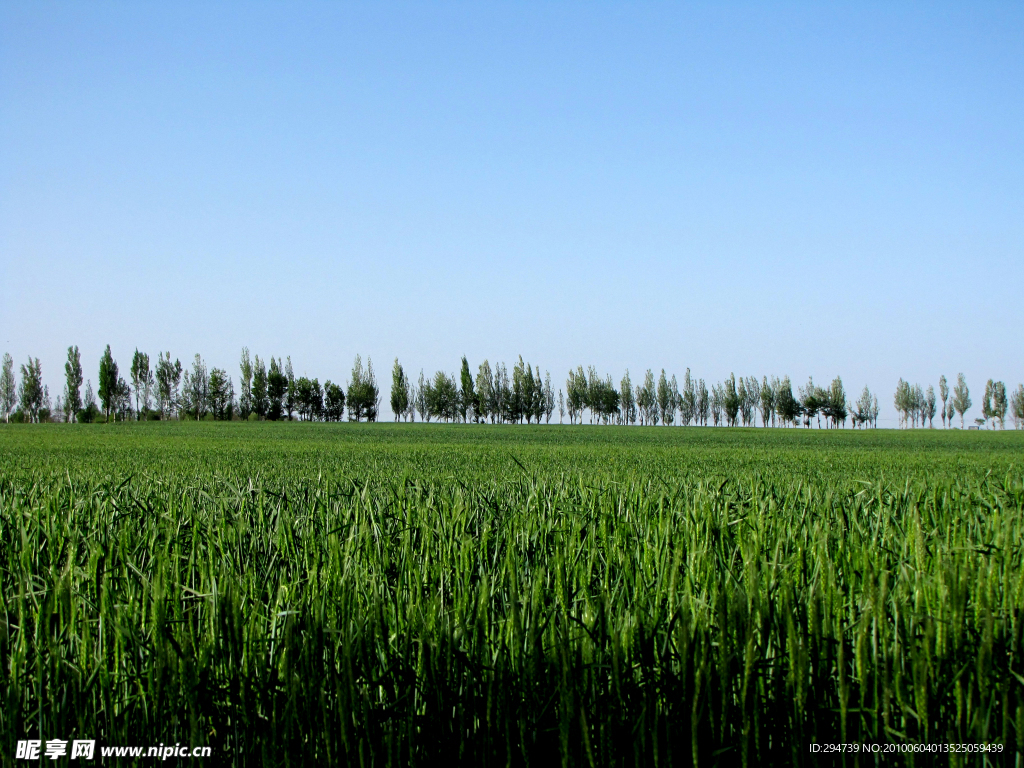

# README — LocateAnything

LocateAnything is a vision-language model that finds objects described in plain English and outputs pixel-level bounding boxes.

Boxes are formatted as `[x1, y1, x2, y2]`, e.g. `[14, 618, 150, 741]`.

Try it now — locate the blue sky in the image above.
[1, 2, 1021, 423]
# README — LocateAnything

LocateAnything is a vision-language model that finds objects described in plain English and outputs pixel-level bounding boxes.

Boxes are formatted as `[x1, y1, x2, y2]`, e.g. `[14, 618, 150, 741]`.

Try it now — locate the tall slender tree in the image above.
[742, 376, 760, 427]
[982, 380, 996, 428]
[696, 379, 710, 426]
[952, 373, 971, 428]
[181, 354, 210, 420]
[252, 356, 268, 419]
[64, 346, 83, 422]
[992, 381, 1008, 429]
[775, 377, 800, 426]
[391, 358, 409, 422]
[759, 376, 776, 427]
[619, 370, 636, 425]
[475, 361, 493, 423]
[208, 368, 234, 420]
[155, 353, 182, 418]
[938, 375, 949, 428]
[130, 350, 151, 419]
[681, 369, 696, 426]
[925, 385, 936, 428]
[723, 374, 740, 427]
[0, 353, 15, 423]
[542, 371, 554, 424]
[18, 358, 44, 422]
[459, 356, 476, 422]
[267, 357, 287, 420]
[347, 355, 378, 422]
[1010, 384, 1024, 429]
[324, 380, 346, 421]
[98, 346, 119, 422]
[285, 357, 296, 420]
[239, 348, 253, 420]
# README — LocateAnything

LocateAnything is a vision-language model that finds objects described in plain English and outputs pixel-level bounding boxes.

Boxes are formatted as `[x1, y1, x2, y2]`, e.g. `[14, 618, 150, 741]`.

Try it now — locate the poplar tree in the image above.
[759, 376, 776, 427]
[252, 356, 268, 419]
[475, 361, 493, 423]
[639, 370, 656, 426]
[416, 370, 428, 422]
[182, 354, 210, 420]
[681, 369, 695, 426]
[130, 350, 151, 419]
[710, 382, 724, 426]
[542, 371, 554, 424]
[64, 346, 83, 422]
[267, 357, 287, 420]
[98, 346, 119, 422]
[566, 367, 586, 425]
[938, 375, 949, 428]
[391, 358, 409, 422]
[853, 386, 874, 428]
[239, 348, 253, 419]
[1010, 384, 1024, 429]
[826, 377, 847, 428]
[324, 381, 346, 421]
[696, 379, 710, 426]
[656, 370, 672, 425]
[347, 355, 379, 422]
[404, 378, 415, 421]
[981, 380, 992, 426]
[155, 353, 182, 418]
[0, 353, 15, 423]
[208, 367, 234, 420]
[799, 377, 821, 428]
[742, 376, 760, 427]
[952, 373, 971, 428]
[18, 358, 44, 422]
[992, 381, 1008, 429]
[724, 374, 740, 427]
[285, 357, 296, 420]
[775, 377, 800, 426]
[459, 356, 476, 422]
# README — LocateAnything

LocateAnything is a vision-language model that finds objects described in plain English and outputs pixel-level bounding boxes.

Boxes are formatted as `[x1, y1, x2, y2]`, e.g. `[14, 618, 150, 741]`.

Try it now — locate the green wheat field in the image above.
[2, 423, 1023, 766]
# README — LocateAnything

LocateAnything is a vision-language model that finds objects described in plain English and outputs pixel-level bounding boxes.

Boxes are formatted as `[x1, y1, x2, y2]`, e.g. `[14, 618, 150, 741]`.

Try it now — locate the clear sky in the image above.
[1, 2, 1021, 424]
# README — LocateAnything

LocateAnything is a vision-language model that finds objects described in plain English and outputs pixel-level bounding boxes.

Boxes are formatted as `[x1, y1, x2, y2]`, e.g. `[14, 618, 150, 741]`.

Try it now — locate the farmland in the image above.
[1, 423, 1023, 765]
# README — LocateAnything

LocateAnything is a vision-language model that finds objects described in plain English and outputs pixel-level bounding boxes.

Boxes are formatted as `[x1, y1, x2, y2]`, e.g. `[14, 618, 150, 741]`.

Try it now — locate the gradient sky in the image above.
[1, 2, 1021, 423]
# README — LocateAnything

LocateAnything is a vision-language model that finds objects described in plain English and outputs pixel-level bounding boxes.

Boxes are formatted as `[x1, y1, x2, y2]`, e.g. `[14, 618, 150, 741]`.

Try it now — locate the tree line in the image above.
[0, 347, 379, 424]
[1, 346, 1022, 429]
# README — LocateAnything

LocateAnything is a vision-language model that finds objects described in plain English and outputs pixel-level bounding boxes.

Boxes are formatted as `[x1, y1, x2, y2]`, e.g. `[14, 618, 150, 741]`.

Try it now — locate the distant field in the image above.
[1, 424, 1022, 765]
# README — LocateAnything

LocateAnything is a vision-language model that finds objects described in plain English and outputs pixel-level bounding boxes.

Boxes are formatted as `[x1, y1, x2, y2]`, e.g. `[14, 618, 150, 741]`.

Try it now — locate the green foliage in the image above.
[64, 346, 83, 422]
[0, 353, 15, 423]
[238, 347, 253, 420]
[155, 352, 182, 419]
[391, 358, 409, 422]
[97, 345, 118, 420]
[323, 380, 345, 421]
[17, 357, 44, 422]
[1, 424, 1022, 765]
[1011, 384, 1024, 430]
[252, 355, 268, 419]
[953, 373, 972, 428]
[459, 356, 475, 422]
[294, 376, 323, 421]
[347, 355, 378, 422]
[267, 357, 287, 421]
[130, 349, 151, 418]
